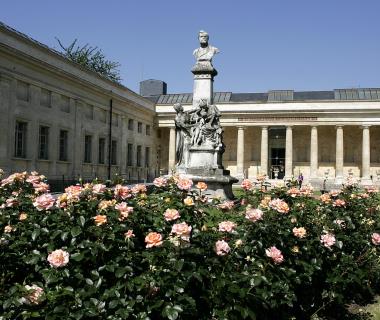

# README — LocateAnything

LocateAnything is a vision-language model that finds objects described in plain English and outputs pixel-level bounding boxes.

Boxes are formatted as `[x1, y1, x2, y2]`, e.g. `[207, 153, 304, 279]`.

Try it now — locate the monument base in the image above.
[180, 167, 238, 200]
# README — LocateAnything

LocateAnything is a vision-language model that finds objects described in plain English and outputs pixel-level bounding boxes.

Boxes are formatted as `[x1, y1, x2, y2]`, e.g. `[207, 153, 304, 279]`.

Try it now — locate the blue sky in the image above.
[1, 0, 380, 94]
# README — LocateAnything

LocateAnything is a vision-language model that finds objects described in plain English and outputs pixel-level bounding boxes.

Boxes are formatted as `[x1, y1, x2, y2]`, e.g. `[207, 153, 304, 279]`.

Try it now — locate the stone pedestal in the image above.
[191, 63, 217, 107]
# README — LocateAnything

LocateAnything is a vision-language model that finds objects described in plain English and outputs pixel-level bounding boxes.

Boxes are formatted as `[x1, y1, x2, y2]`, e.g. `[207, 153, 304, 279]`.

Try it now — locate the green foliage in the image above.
[0, 172, 379, 319]
[56, 38, 121, 83]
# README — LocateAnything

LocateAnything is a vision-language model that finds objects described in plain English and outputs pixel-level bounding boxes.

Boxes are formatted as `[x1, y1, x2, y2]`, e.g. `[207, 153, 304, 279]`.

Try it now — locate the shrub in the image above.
[0, 172, 379, 319]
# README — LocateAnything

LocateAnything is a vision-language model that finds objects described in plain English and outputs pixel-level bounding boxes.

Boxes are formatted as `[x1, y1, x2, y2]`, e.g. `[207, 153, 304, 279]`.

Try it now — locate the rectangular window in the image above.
[145, 147, 150, 167]
[40, 89, 51, 108]
[84, 135, 92, 163]
[146, 125, 151, 136]
[38, 126, 49, 160]
[17, 81, 29, 102]
[14, 121, 27, 158]
[111, 140, 117, 165]
[136, 145, 142, 167]
[127, 143, 133, 166]
[59, 130, 68, 161]
[98, 138, 105, 164]
[128, 119, 134, 131]
[138, 122, 142, 133]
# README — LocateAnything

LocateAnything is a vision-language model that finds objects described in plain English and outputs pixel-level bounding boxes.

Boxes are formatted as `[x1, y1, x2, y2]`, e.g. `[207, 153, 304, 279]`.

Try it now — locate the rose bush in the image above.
[0, 171, 379, 319]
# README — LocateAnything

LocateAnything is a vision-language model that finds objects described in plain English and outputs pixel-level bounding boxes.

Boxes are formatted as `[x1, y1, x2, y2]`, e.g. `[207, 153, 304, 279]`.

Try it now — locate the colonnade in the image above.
[167, 125, 372, 183]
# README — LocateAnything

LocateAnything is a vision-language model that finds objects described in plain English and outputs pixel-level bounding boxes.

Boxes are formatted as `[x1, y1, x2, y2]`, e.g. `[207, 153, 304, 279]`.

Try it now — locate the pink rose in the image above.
[92, 184, 107, 194]
[371, 233, 380, 245]
[293, 227, 307, 238]
[171, 222, 192, 241]
[6, 197, 18, 207]
[177, 178, 193, 191]
[114, 184, 131, 199]
[218, 221, 236, 233]
[33, 182, 50, 193]
[245, 208, 263, 222]
[241, 179, 253, 191]
[217, 200, 235, 210]
[115, 202, 133, 220]
[153, 177, 168, 187]
[265, 246, 284, 264]
[333, 199, 346, 207]
[23, 285, 44, 305]
[124, 229, 135, 239]
[47, 249, 69, 268]
[33, 194, 55, 211]
[320, 233, 336, 248]
[215, 240, 230, 256]
[164, 208, 180, 221]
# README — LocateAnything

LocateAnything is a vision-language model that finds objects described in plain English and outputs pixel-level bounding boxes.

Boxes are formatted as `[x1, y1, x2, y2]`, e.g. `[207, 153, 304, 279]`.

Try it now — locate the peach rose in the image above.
[33, 194, 55, 211]
[218, 221, 236, 233]
[333, 199, 346, 207]
[245, 208, 263, 222]
[164, 208, 180, 221]
[171, 222, 192, 241]
[177, 178, 193, 191]
[4, 225, 13, 233]
[259, 196, 271, 209]
[287, 187, 300, 197]
[98, 199, 116, 211]
[320, 193, 331, 203]
[47, 249, 69, 268]
[269, 198, 289, 214]
[184, 196, 194, 206]
[33, 182, 50, 194]
[132, 184, 147, 194]
[19, 213, 28, 221]
[93, 215, 107, 226]
[145, 232, 163, 248]
[215, 240, 231, 256]
[293, 227, 307, 238]
[196, 181, 207, 191]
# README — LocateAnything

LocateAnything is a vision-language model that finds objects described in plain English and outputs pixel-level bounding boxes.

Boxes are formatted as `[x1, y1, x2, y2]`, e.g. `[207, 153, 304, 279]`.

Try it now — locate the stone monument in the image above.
[174, 30, 238, 199]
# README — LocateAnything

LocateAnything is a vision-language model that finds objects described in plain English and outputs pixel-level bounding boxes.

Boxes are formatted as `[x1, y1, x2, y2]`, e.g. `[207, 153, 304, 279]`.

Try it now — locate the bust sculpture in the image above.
[192, 31, 219, 73]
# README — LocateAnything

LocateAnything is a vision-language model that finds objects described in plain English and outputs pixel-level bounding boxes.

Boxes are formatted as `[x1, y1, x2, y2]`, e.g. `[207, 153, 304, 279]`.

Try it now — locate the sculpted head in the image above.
[198, 30, 209, 46]
[173, 103, 183, 113]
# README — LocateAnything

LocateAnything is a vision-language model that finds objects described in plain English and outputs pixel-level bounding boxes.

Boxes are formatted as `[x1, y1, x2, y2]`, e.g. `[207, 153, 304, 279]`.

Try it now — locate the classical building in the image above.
[151, 88, 380, 186]
[0, 22, 157, 188]
[1, 21, 380, 188]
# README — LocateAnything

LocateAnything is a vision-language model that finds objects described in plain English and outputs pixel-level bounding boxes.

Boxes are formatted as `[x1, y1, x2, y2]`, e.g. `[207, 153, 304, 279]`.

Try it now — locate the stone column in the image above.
[260, 126, 268, 175]
[310, 126, 318, 179]
[361, 125, 371, 184]
[0, 74, 11, 175]
[335, 125, 344, 183]
[168, 127, 176, 171]
[236, 126, 245, 179]
[285, 126, 293, 179]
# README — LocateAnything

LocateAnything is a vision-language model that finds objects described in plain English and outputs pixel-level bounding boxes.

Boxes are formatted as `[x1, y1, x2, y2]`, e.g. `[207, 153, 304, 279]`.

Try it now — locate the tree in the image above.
[56, 38, 121, 83]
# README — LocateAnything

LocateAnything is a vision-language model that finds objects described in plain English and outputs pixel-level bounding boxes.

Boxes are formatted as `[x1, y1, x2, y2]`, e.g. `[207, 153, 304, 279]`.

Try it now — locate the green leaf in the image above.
[78, 216, 86, 227]
[71, 252, 84, 261]
[71, 226, 82, 238]
[31, 229, 40, 241]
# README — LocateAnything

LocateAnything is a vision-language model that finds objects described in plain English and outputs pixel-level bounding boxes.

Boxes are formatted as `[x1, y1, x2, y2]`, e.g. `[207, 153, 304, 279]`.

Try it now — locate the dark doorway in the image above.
[270, 148, 285, 179]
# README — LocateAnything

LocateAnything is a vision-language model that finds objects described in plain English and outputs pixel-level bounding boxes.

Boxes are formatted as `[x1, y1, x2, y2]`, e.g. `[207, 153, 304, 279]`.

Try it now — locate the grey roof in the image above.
[154, 88, 380, 104]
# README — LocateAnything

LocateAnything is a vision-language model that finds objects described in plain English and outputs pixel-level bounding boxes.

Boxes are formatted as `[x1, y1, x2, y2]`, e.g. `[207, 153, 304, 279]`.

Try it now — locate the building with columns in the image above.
[151, 89, 380, 186]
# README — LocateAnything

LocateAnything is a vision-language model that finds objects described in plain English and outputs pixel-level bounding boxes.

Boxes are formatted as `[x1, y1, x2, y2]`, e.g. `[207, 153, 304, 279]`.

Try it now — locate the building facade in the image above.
[152, 90, 380, 186]
[0, 23, 158, 186]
